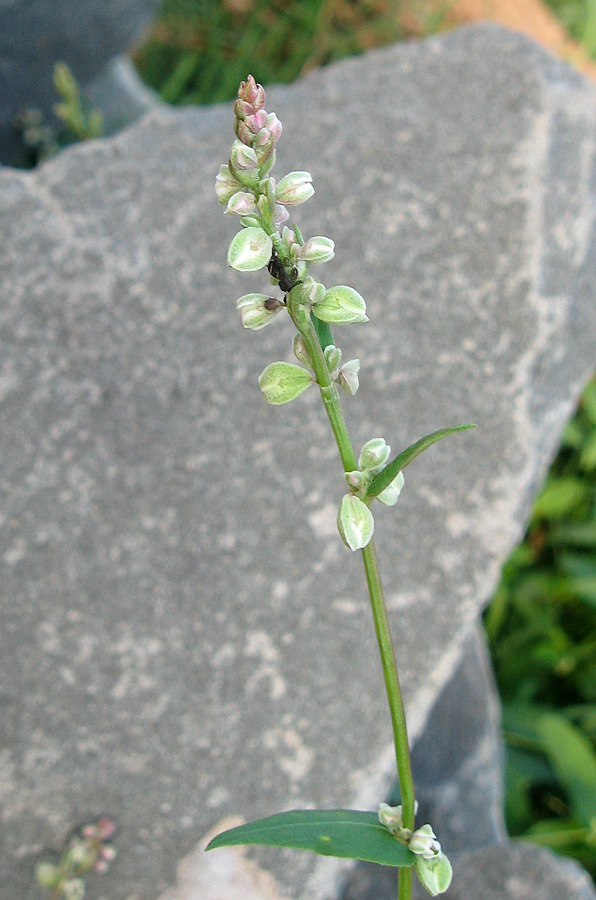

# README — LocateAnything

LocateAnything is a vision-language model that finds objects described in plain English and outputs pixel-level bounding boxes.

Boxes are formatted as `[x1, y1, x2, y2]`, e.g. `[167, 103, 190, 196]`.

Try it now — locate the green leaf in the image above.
[535, 712, 596, 827]
[367, 425, 476, 499]
[551, 522, 596, 549]
[205, 809, 416, 867]
[310, 311, 334, 350]
[532, 477, 587, 520]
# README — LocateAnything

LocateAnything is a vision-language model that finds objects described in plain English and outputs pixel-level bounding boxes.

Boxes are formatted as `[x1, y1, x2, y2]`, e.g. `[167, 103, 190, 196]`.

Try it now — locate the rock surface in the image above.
[1, 22, 596, 900]
[0, 0, 161, 165]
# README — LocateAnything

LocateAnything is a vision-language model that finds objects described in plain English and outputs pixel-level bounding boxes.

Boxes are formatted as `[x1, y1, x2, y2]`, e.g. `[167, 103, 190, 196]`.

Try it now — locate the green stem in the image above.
[361, 538, 415, 833]
[288, 295, 415, 900]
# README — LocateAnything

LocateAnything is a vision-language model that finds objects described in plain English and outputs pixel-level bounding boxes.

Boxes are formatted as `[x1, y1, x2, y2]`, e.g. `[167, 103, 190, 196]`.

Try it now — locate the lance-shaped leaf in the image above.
[367, 424, 476, 499]
[535, 712, 596, 827]
[206, 809, 416, 867]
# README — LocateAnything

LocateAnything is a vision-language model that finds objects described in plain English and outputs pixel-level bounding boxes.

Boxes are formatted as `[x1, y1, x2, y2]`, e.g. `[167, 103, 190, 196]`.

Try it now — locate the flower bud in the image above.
[230, 140, 259, 171]
[237, 293, 281, 330]
[63, 878, 85, 900]
[235, 118, 254, 146]
[274, 204, 290, 225]
[226, 190, 257, 216]
[266, 112, 282, 143]
[337, 359, 360, 395]
[67, 839, 92, 867]
[234, 98, 253, 119]
[246, 110, 268, 134]
[296, 277, 325, 307]
[293, 334, 313, 367]
[337, 494, 374, 551]
[215, 164, 242, 205]
[297, 236, 335, 263]
[324, 344, 342, 373]
[409, 824, 441, 859]
[35, 863, 61, 889]
[344, 470, 367, 491]
[313, 285, 368, 324]
[414, 852, 453, 896]
[258, 362, 312, 405]
[376, 470, 405, 506]
[257, 194, 275, 232]
[276, 171, 314, 206]
[237, 75, 265, 110]
[358, 438, 391, 472]
[378, 802, 405, 835]
[281, 225, 298, 257]
[227, 227, 272, 272]
[96, 818, 116, 840]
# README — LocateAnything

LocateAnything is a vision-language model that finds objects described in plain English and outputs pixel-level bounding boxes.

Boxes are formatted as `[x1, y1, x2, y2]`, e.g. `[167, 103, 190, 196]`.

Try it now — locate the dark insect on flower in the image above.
[267, 246, 301, 295]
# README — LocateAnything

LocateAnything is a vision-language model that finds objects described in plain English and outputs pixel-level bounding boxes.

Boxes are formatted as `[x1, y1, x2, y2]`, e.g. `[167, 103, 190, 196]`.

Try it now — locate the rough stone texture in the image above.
[342, 845, 596, 900]
[1, 21, 596, 900]
[442, 844, 596, 900]
[0, 0, 162, 165]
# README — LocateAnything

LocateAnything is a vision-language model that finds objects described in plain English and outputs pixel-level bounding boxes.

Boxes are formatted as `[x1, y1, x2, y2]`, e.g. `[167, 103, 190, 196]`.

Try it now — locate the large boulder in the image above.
[1, 22, 595, 900]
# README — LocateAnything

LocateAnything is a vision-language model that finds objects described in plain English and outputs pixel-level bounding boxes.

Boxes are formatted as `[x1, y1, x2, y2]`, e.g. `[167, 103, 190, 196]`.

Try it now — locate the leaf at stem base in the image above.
[206, 809, 416, 867]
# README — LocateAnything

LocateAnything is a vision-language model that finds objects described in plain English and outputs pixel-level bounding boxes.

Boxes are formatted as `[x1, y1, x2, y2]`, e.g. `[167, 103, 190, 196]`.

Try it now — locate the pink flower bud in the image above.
[234, 99, 252, 119]
[238, 75, 265, 111]
[246, 110, 268, 133]
[234, 119, 254, 145]
[253, 127, 271, 147]
[274, 204, 290, 225]
[226, 191, 257, 216]
[266, 112, 282, 143]
[96, 818, 116, 840]
[230, 141, 258, 170]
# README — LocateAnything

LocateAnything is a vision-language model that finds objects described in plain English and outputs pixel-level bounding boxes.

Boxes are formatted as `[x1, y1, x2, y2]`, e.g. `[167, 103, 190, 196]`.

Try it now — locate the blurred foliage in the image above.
[484, 377, 596, 880]
[15, 62, 103, 167]
[544, 0, 596, 56]
[134, 0, 448, 105]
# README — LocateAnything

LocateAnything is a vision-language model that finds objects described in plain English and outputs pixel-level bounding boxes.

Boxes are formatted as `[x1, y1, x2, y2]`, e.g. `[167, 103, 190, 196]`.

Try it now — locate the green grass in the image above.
[543, 0, 596, 56]
[133, 0, 444, 106]
[484, 377, 596, 880]
[133, 0, 596, 882]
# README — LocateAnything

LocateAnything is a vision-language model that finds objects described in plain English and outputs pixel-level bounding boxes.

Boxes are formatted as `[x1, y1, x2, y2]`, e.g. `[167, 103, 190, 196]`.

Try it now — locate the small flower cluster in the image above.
[338, 438, 406, 551]
[378, 803, 452, 896]
[216, 74, 367, 333]
[217, 76, 405, 555]
[35, 819, 116, 900]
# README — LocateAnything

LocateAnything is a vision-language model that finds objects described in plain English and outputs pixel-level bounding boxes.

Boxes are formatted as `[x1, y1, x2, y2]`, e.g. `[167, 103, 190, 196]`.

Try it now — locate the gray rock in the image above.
[1, 21, 596, 900]
[0, 0, 161, 165]
[442, 844, 596, 900]
[83, 55, 162, 138]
